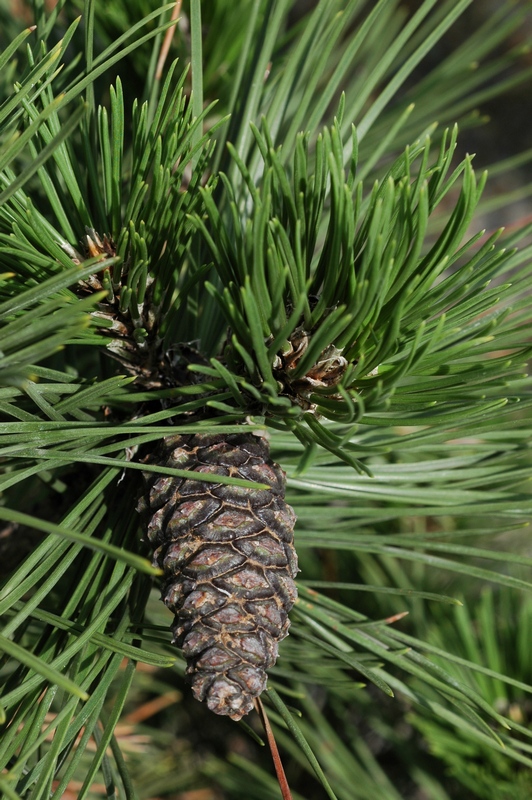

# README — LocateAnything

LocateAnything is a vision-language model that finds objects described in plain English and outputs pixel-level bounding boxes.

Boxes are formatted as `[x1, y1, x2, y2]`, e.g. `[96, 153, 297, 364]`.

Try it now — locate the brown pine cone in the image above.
[137, 432, 298, 720]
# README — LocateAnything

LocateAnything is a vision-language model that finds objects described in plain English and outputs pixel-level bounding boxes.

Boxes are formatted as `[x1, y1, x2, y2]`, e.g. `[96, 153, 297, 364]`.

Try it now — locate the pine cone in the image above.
[137, 432, 298, 720]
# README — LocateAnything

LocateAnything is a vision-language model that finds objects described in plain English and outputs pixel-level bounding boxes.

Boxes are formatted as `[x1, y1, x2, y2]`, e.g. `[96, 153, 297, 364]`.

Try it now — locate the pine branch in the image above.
[1, 1, 532, 798]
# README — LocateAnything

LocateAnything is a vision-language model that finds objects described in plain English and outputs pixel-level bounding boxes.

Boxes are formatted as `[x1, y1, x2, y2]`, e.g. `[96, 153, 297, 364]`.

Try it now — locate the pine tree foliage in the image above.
[1, 1, 532, 797]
